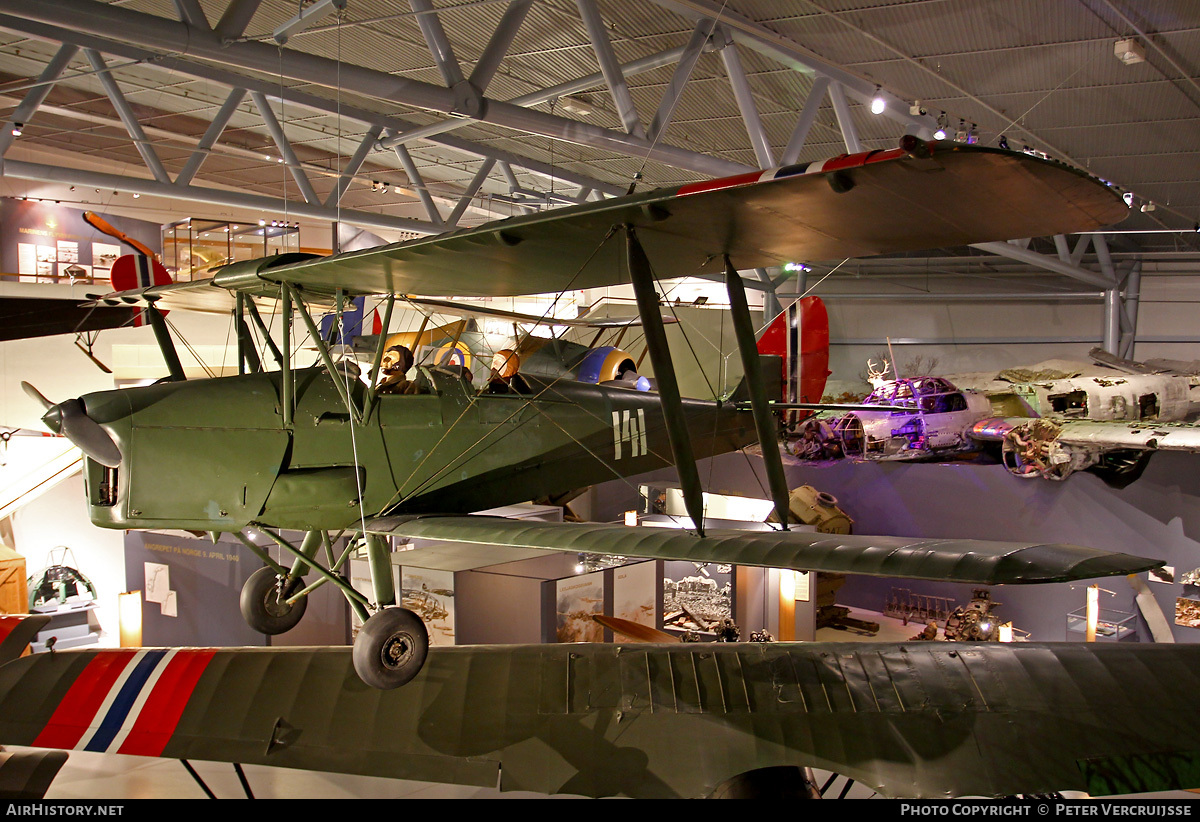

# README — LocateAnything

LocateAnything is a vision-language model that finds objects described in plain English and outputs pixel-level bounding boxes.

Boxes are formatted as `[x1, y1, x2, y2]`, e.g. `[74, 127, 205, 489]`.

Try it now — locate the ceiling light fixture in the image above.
[933, 112, 948, 140]
[1114, 38, 1145, 65]
[10, 123, 21, 136]
[558, 95, 594, 117]
[870, 86, 886, 115]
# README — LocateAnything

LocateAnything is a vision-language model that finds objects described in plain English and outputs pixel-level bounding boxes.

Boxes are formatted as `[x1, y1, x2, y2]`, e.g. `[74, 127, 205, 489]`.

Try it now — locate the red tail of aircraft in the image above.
[756, 296, 831, 410]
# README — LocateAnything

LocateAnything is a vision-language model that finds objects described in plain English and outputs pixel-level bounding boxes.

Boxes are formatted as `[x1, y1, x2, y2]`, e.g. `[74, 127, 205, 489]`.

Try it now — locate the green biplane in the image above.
[8, 137, 1200, 800]
[21, 137, 1148, 698]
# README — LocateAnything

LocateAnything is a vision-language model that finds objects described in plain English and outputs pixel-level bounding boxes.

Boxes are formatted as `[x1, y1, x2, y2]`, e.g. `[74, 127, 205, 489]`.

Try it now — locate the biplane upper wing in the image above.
[363, 515, 1160, 584]
[88, 140, 1127, 311]
[1, 642, 1198, 798]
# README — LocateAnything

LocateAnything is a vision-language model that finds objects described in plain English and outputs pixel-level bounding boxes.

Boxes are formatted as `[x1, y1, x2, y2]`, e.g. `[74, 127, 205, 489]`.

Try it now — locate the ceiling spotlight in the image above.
[10, 123, 21, 136]
[870, 86, 886, 115]
[371, 180, 381, 192]
[259, 219, 266, 226]
[1140, 202, 1156, 212]
[966, 123, 979, 144]
[998, 134, 1009, 150]
[909, 100, 926, 117]
[933, 112, 948, 140]
[1122, 191, 1134, 206]
[132, 193, 140, 198]
[955, 118, 968, 142]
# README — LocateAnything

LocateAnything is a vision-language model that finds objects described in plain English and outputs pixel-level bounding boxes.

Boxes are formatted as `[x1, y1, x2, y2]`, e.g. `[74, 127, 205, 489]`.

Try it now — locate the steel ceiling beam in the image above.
[326, 125, 384, 209]
[380, 45, 689, 150]
[0, 12, 628, 198]
[652, 0, 935, 136]
[780, 76, 830, 165]
[214, 0, 262, 42]
[576, 0, 645, 138]
[0, 42, 76, 157]
[0, 157, 443, 235]
[717, 29, 773, 168]
[468, 0, 534, 93]
[82, 48, 170, 184]
[394, 143, 445, 226]
[250, 90, 320, 205]
[647, 21, 710, 143]
[175, 87, 246, 187]
[828, 81, 862, 154]
[0, 0, 746, 178]
[971, 241, 1116, 289]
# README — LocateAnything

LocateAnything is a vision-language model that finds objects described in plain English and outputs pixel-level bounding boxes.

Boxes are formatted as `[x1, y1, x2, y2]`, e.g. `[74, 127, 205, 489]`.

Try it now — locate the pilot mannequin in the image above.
[377, 344, 418, 394]
[485, 349, 527, 394]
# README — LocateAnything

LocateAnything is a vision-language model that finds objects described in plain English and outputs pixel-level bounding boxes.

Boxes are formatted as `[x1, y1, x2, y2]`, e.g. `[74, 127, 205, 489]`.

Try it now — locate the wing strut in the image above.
[626, 225, 706, 536]
[724, 256, 790, 529]
[144, 302, 185, 381]
[234, 293, 263, 374]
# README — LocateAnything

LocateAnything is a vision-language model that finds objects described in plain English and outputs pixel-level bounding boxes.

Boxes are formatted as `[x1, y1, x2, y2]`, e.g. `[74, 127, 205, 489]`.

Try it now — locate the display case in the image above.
[1066, 606, 1136, 641]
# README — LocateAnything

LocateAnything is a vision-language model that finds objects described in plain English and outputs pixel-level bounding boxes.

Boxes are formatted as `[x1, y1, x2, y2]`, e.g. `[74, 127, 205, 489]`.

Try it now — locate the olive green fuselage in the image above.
[80, 367, 756, 532]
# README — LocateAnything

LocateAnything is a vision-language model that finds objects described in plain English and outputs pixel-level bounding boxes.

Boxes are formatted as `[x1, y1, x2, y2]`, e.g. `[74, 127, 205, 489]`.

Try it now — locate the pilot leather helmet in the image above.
[491, 349, 519, 379]
[382, 344, 414, 375]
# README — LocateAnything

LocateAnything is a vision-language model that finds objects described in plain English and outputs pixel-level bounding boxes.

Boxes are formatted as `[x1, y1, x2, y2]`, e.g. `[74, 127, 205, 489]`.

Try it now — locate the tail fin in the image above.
[756, 296, 831, 404]
[729, 354, 784, 403]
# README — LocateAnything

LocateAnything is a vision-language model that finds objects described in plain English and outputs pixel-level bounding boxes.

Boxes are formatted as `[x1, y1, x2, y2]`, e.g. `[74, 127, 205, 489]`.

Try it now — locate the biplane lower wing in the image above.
[363, 516, 1159, 584]
[1, 642, 1197, 799]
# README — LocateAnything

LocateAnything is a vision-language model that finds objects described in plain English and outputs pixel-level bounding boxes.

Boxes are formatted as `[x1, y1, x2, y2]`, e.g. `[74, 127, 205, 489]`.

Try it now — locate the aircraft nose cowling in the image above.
[46, 398, 122, 468]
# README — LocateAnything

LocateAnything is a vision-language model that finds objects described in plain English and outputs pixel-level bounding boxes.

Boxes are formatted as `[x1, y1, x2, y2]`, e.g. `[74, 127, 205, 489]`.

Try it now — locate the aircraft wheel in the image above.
[240, 566, 307, 635]
[707, 766, 821, 799]
[353, 607, 429, 689]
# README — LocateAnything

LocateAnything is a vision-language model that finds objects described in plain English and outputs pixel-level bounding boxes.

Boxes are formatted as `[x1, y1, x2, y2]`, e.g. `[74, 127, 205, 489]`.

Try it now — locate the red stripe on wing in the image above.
[33, 651, 138, 749]
[117, 649, 216, 756]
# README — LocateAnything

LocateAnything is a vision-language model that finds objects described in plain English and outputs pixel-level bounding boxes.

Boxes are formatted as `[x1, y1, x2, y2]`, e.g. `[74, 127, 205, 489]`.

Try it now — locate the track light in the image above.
[998, 135, 1009, 150]
[1140, 202, 1156, 213]
[966, 123, 979, 144]
[870, 86, 885, 115]
[1122, 191, 1134, 206]
[10, 123, 21, 136]
[933, 112, 948, 140]
[955, 118, 967, 142]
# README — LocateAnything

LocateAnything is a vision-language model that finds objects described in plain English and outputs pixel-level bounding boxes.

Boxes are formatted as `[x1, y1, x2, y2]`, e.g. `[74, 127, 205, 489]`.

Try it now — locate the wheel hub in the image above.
[381, 632, 414, 669]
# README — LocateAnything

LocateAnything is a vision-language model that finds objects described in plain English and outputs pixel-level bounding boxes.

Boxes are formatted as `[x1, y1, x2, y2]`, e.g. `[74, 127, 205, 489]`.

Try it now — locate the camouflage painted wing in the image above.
[251, 140, 1127, 300]
[363, 515, 1159, 583]
[89, 140, 1127, 311]
[0, 642, 1197, 798]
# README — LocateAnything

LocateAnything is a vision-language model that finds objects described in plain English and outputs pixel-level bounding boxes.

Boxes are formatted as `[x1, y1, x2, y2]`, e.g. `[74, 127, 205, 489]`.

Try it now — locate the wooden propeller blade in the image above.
[593, 614, 678, 643]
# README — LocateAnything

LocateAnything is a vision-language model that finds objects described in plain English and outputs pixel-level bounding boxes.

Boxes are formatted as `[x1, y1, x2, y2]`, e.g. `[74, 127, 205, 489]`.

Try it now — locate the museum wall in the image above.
[123, 530, 348, 648]
[454, 555, 581, 645]
[623, 450, 1200, 644]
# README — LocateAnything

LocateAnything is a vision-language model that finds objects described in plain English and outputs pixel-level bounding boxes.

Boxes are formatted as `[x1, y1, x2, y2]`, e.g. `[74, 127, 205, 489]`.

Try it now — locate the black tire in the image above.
[353, 607, 429, 689]
[239, 566, 307, 635]
[708, 766, 821, 799]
